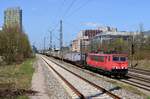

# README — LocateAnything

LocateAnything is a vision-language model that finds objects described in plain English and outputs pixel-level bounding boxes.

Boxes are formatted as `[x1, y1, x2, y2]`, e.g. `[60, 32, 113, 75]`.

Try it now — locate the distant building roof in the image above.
[0, 27, 2, 31]
[94, 31, 139, 37]
[144, 31, 150, 36]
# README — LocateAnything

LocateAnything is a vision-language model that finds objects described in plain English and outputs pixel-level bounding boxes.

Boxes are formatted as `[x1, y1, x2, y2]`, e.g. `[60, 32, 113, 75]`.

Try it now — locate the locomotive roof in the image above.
[88, 53, 128, 56]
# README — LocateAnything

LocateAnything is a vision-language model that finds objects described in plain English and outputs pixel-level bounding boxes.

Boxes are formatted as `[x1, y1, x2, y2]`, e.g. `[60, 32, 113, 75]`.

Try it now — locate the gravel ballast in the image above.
[40, 57, 71, 99]
[42, 56, 114, 99]
[30, 55, 71, 99]
[46, 56, 144, 99]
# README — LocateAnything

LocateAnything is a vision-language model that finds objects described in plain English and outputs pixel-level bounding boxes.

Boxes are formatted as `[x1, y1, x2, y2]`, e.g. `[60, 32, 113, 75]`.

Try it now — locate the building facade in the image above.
[77, 30, 102, 39]
[71, 27, 134, 53]
[90, 31, 140, 52]
[4, 7, 22, 30]
[97, 26, 117, 32]
[91, 31, 131, 45]
[72, 29, 102, 52]
[72, 39, 78, 52]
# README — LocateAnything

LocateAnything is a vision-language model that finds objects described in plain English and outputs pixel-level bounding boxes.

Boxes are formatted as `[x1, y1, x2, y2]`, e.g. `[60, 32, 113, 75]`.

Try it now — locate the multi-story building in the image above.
[72, 29, 102, 52]
[90, 31, 140, 52]
[77, 29, 102, 39]
[97, 26, 117, 32]
[71, 26, 122, 52]
[71, 39, 78, 52]
[91, 31, 131, 45]
[4, 7, 22, 30]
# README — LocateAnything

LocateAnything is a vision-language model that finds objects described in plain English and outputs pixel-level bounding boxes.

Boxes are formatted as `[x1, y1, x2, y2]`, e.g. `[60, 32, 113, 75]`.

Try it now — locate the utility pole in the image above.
[139, 23, 144, 47]
[130, 34, 134, 68]
[60, 20, 63, 60]
[43, 37, 46, 54]
[49, 31, 52, 51]
[80, 39, 83, 64]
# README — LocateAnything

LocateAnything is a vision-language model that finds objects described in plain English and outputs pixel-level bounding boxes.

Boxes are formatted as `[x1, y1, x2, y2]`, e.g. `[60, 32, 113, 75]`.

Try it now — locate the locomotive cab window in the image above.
[113, 56, 127, 62]
[113, 57, 119, 61]
[120, 57, 126, 61]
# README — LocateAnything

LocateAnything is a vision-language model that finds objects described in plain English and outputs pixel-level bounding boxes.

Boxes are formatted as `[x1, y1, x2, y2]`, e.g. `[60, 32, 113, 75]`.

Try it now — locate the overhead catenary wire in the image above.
[49, 0, 91, 33]
[46, 0, 67, 49]
[49, 0, 66, 27]
[47, 0, 77, 50]
[45, 0, 92, 50]
[64, 0, 91, 20]
[61, 0, 78, 19]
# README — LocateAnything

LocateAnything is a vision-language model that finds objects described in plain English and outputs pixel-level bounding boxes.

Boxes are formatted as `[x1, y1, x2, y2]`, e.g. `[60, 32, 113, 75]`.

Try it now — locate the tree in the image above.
[102, 38, 129, 54]
[0, 26, 32, 64]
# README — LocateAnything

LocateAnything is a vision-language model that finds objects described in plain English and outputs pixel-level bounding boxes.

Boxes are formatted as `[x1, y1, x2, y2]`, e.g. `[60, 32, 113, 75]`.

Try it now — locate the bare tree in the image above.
[0, 26, 32, 64]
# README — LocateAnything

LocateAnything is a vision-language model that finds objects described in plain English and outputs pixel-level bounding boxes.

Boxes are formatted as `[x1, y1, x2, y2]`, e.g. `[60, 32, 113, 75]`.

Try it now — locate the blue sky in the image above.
[0, 0, 150, 49]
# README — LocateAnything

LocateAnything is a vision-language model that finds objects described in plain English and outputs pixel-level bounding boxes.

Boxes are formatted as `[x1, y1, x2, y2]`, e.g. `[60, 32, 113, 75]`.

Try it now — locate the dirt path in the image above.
[29, 57, 50, 99]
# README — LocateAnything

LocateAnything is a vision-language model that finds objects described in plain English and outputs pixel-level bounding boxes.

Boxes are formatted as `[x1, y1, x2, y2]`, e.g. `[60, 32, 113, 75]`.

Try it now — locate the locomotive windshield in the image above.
[113, 56, 127, 62]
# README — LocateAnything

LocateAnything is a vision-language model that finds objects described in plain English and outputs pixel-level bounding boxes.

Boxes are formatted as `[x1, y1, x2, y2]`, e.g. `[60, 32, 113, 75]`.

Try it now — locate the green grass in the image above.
[132, 59, 150, 70]
[17, 96, 29, 99]
[0, 58, 35, 99]
[147, 96, 150, 99]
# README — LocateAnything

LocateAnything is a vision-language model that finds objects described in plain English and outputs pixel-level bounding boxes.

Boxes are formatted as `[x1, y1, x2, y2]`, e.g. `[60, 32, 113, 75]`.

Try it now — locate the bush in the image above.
[0, 26, 32, 64]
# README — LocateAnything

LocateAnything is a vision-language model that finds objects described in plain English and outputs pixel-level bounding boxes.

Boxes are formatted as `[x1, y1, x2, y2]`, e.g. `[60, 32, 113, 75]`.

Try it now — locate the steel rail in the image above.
[41, 57, 85, 99]
[47, 55, 150, 93]
[129, 68, 150, 76]
[120, 79, 150, 92]
[127, 74, 150, 83]
[44, 56, 121, 99]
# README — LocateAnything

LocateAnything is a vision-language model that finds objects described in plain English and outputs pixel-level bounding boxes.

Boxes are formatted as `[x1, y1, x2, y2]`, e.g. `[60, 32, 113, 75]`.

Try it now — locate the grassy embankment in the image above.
[0, 58, 35, 99]
[132, 60, 150, 70]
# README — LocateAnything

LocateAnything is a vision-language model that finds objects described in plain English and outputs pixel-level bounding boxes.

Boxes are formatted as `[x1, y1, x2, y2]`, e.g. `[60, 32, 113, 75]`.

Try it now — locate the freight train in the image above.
[45, 51, 128, 76]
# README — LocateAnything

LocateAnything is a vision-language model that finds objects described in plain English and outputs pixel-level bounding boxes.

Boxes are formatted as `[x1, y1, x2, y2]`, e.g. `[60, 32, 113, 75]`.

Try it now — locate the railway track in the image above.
[41, 56, 121, 99]
[126, 68, 150, 92]
[127, 73, 150, 83]
[128, 67, 150, 76]
[120, 78, 150, 92]
[48, 55, 150, 93]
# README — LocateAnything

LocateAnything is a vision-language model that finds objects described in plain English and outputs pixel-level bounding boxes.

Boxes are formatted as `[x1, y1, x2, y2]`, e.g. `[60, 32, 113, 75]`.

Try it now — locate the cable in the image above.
[65, 0, 91, 20]
[51, 22, 60, 32]
[49, 0, 66, 31]
[46, 0, 92, 49]
[62, 0, 78, 19]
[47, 0, 77, 45]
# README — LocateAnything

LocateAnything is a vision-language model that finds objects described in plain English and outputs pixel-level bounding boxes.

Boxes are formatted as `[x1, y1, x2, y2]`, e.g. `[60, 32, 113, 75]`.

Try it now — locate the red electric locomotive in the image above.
[86, 53, 128, 76]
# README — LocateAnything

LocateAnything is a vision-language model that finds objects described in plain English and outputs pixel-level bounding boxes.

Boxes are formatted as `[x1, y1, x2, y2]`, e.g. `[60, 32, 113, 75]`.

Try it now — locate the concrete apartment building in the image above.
[71, 26, 139, 53]
[72, 39, 78, 51]
[71, 29, 103, 52]
[91, 31, 132, 45]
[97, 26, 117, 32]
[4, 7, 22, 30]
